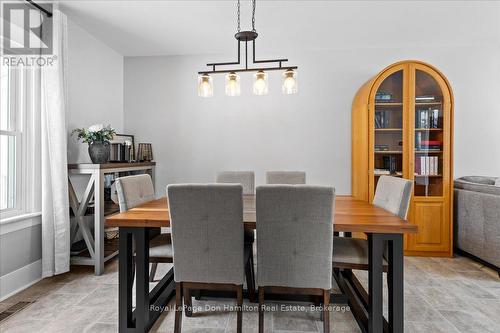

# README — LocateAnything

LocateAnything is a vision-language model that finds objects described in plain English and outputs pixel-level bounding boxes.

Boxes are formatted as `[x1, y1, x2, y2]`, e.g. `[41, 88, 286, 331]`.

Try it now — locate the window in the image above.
[0, 64, 40, 220]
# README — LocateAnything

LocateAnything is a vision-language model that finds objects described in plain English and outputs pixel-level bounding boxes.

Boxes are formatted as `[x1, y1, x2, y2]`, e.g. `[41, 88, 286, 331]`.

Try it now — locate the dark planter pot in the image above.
[88, 141, 110, 164]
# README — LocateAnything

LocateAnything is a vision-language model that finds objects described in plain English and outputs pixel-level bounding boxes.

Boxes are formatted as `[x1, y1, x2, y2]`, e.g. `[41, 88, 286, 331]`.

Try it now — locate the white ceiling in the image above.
[59, 0, 500, 57]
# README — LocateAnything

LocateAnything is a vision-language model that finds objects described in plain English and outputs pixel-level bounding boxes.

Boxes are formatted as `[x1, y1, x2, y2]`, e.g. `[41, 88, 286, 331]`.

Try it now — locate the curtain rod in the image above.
[25, 0, 53, 17]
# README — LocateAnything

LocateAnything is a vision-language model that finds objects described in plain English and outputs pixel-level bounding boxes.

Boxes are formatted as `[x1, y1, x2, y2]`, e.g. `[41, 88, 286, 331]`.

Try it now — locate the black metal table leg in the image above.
[118, 227, 176, 333]
[119, 228, 134, 331]
[368, 234, 384, 333]
[135, 228, 150, 331]
[388, 234, 403, 333]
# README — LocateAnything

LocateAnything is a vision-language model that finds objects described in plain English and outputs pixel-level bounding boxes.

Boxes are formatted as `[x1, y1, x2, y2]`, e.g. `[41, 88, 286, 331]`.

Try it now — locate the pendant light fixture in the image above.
[197, 0, 298, 97]
[225, 72, 241, 96]
[198, 73, 214, 98]
[253, 70, 268, 95]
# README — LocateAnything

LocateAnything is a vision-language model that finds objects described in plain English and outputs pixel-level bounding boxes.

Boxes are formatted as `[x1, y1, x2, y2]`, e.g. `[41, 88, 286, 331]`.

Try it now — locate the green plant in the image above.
[72, 124, 116, 144]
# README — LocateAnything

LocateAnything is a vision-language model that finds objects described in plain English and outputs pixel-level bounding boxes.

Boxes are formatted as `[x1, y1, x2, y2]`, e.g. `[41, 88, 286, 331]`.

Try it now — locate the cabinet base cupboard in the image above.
[352, 60, 453, 257]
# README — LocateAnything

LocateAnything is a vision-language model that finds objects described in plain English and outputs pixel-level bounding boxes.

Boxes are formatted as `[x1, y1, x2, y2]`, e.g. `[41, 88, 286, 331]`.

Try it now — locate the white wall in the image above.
[124, 45, 500, 195]
[66, 19, 124, 163]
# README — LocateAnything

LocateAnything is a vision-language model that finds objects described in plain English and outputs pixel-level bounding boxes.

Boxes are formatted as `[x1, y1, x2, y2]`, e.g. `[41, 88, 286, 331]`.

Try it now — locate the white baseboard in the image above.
[0, 259, 42, 302]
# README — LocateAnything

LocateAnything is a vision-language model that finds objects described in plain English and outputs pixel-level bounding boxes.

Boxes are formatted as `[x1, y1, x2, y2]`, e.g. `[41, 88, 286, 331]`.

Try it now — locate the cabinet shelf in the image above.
[415, 150, 442, 154]
[374, 151, 402, 154]
[415, 102, 442, 106]
[415, 128, 443, 131]
[375, 128, 402, 131]
[375, 102, 403, 107]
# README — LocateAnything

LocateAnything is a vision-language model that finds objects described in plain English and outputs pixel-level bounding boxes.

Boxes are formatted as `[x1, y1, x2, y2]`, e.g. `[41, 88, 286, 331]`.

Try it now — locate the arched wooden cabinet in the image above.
[352, 60, 453, 257]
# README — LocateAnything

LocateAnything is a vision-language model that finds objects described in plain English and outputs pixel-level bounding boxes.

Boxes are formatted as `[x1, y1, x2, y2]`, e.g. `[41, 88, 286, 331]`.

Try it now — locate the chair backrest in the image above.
[266, 171, 306, 185]
[256, 185, 335, 290]
[115, 174, 155, 212]
[167, 184, 245, 284]
[216, 171, 255, 195]
[373, 176, 413, 219]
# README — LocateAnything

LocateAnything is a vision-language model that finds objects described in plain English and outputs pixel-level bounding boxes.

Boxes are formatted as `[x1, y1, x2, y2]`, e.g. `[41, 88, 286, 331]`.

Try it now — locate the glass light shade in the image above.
[225, 72, 241, 96]
[253, 71, 268, 95]
[198, 74, 213, 97]
[282, 69, 298, 94]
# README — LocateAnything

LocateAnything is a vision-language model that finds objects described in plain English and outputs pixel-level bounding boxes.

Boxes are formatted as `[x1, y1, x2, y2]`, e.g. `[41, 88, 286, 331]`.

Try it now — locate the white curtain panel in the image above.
[41, 9, 70, 277]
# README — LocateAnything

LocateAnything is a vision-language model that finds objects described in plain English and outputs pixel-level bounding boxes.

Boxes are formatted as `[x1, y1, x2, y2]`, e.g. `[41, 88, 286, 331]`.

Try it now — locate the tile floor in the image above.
[0, 254, 499, 333]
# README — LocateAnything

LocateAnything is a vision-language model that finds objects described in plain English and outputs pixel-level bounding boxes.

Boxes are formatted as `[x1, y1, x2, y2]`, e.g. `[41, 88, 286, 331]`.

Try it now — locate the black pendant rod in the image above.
[198, 65, 297, 75]
[25, 0, 53, 17]
[198, 38, 297, 75]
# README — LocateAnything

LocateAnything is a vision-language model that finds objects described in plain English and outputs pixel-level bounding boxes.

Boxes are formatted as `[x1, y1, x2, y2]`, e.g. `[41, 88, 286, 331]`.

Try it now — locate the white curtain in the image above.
[41, 9, 70, 277]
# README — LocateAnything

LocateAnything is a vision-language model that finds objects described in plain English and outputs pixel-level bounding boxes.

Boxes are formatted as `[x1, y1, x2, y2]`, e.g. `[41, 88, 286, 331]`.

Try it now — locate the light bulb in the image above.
[253, 70, 268, 95]
[198, 74, 213, 97]
[225, 72, 241, 96]
[282, 69, 298, 94]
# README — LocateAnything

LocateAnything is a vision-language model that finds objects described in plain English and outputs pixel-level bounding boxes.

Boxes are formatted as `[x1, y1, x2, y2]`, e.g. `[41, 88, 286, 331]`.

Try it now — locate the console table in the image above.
[68, 162, 156, 275]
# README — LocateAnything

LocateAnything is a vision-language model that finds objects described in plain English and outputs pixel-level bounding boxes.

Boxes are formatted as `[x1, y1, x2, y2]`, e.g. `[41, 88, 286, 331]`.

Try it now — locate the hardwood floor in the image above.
[0, 254, 499, 333]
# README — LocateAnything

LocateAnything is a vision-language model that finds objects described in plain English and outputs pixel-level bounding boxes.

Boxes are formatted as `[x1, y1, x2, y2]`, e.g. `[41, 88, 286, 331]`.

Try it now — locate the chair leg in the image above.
[323, 289, 330, 333]
[149, 262, 158, 282]
[184, 287, 193, 317]
[258, 287, 264, 333]
[246, 250, 256, 303]
[236, 285, 243, 333]
[174, 283, 183, 333]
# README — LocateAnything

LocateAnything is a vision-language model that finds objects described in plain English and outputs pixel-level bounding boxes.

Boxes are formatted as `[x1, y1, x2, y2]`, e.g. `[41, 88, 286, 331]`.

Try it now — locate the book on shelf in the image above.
[375, 110, 390, 128]
[415, 156, 439, 176]
[416, 107, 440, 129]
[374, 169, 391, 175]
[383, 156, 397, 174]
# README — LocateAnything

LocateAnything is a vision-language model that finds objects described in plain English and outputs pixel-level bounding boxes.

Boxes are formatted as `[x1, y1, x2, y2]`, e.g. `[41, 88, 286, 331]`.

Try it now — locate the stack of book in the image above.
[420, 140, 441, 151]
[374, 144, 389, 151]
[416, 108, 440, 128]
[415, 156, 439, 176]
[375, 92, 392, 101]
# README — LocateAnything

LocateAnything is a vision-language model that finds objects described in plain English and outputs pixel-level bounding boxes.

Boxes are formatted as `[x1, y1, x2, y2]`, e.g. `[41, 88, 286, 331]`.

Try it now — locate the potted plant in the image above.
[72, 124, 116, 164]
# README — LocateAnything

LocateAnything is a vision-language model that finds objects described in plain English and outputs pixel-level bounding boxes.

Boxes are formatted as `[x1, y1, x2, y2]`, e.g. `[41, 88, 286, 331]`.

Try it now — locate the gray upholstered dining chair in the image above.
[167, 184, 250, 333]
[266, 171, 306, 184]
[115, 174, 172, 282]
[256, 185, 335, 333]
[216, 170, 257, 298]
[332, 176, 413, 272]
[216, 171, 255, 195]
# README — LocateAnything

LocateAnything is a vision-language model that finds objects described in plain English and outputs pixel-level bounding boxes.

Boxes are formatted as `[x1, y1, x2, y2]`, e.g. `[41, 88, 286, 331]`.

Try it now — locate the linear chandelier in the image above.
[197, 0, 298, 97]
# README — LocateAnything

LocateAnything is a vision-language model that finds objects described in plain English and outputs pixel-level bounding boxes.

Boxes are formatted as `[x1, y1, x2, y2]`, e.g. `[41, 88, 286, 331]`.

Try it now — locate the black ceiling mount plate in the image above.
[235, 31, 258, 41]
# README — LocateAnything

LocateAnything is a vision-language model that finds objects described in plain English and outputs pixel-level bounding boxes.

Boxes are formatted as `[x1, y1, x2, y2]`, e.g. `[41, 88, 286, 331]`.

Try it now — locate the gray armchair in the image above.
[167, 184, 248, 333]
[266, 171, 306, 184]
[256, 185, 335, 333]
[454, 176, 500, 275]
[115, 174, 172, 282]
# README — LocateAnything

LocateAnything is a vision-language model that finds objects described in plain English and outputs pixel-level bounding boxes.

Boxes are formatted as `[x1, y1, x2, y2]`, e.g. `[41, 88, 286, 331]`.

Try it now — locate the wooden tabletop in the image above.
[107, 195, 417, 234]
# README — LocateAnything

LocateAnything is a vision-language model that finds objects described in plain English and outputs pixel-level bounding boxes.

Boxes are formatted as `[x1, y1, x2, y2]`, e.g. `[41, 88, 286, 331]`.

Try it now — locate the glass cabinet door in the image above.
[413, 69, 444, 197]
[373, 70, 404, 190]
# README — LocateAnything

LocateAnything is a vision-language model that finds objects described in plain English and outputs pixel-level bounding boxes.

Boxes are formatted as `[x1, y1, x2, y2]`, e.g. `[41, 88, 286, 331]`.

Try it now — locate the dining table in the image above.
[107, 195, 417, 333]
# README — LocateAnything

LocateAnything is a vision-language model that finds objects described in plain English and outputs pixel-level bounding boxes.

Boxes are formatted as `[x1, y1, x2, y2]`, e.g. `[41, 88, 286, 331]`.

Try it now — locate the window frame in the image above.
[0, 66, 41, 222]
